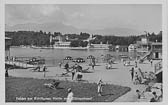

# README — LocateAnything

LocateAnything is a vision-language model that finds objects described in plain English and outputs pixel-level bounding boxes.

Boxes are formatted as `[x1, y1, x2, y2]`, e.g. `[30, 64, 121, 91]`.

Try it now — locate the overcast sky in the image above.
[5, 4, 162, 34]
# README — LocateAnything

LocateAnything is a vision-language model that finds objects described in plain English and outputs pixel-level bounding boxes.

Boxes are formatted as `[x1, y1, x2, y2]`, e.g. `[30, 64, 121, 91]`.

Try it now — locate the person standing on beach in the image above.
[59, 61, 62, 68]
[97, 79, 103, 96]
[135, 60, 138, 67]
[67, 88, 74, 102]
[92, 63, 95, 70]
[150, 59, 153, 66]
[43, 65, 47, 77]
[43, 65, 47, 72]
[65, 62, 69, 72]
[130, 67, 134, 81]
[5, 68, 9, 77]
[72, 64, 77, 80]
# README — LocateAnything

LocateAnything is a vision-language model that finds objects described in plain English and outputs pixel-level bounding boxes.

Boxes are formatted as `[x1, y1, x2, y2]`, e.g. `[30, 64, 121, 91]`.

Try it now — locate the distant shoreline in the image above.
[10, 46, 109, 50]
[10, 45, 110, 50]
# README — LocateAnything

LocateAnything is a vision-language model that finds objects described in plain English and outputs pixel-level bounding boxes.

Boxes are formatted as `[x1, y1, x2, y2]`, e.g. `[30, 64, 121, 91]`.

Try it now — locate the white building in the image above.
[50, 34, 71, 48]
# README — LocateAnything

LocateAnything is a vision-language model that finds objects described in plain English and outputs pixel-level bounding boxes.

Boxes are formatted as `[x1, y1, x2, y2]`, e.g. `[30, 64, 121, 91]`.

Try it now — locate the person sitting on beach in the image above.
[136, 89, 145, 99]
[37, 66, 41, 72]
[150, 92, 158, 102]
[108, 63, 112, 69]
[43, 65, 47, 72]
[105, 63, 112, 69]
[125, 61, 130, 66]
[44, 80, 60, 89]
[32, 66, 40, 71]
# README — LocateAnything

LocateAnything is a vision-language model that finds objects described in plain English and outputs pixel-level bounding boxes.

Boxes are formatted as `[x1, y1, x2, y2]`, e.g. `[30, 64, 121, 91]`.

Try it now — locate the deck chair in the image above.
[44, 81, 60, 89]
[32, 66, 40, 72]
[50, 82, 60, 89]
[81, 67, 90, 73]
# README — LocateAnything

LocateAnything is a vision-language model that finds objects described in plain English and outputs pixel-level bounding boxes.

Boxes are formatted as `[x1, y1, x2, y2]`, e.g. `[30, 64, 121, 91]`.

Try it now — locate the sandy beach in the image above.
[8, 59, 160, 102]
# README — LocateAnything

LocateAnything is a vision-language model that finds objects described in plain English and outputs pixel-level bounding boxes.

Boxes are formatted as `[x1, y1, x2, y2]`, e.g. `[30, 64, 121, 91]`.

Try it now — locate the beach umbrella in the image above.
[64, 56, 73, 60]
[73, 57, 85, 63]
[87, 55, 95, 59]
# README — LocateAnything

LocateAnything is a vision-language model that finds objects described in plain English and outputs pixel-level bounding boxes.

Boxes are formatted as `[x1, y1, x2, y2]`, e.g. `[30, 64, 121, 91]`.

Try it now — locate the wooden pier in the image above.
[5, 56, 45, 69]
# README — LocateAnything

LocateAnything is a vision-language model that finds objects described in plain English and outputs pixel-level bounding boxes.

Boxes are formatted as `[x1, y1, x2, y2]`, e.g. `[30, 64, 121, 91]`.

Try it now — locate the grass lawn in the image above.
[6, 77, 131, 102]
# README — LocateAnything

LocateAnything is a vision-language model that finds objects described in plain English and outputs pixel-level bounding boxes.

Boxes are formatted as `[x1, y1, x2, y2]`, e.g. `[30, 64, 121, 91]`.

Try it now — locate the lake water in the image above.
[10, 48, 137, 66]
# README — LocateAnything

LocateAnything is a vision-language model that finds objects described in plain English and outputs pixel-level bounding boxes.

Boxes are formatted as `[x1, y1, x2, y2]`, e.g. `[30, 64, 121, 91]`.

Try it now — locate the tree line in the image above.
[5, 30, 162, 47]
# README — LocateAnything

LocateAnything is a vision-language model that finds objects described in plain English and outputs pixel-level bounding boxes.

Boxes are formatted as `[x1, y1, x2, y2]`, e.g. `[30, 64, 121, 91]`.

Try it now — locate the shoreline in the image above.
[10, 46, 111, 50]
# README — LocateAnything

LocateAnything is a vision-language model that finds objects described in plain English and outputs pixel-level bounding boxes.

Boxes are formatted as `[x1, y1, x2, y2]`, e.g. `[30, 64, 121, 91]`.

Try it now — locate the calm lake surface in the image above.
[10, 48, 137, 66]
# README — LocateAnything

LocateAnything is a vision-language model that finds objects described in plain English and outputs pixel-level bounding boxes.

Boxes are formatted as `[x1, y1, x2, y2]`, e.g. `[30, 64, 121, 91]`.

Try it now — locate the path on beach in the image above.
[8, 60, 160, 102]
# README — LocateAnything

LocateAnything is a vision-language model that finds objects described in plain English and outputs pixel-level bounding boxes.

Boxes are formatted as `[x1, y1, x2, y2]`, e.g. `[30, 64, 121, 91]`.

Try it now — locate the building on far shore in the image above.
[151, 42, 162, 59]
[50, 33, 71, 48]
[108, 45, 128, 52]
[136, 36, 151, 53]
[115, 45, 128, 52]
[129, 35, 162, 60]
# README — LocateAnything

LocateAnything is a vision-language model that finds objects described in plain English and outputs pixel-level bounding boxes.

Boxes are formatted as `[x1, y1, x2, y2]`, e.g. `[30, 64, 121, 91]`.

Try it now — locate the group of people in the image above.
[71, 63, 83, 81]
[63, 62, 83, 81]
[130, 65, 147, 85]
[136, 85, 162, 102]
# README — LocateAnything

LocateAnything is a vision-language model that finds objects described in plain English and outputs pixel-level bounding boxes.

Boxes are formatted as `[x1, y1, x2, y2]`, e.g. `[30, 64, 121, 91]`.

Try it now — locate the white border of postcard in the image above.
[0, 0, 167, 105]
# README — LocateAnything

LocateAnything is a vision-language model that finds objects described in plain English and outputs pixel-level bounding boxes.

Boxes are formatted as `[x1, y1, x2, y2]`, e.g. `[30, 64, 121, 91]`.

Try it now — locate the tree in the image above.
[80, 41, 88, 47]
[70, 40, 80, 47]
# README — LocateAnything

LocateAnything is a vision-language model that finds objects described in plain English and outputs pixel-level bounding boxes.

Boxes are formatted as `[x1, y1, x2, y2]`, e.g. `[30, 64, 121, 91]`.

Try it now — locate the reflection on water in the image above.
[10, 48, 137, 66]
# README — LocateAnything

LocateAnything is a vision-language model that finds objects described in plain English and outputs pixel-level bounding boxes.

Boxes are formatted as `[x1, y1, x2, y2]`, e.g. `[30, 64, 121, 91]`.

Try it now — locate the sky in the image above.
[5, 4, 162, 34]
